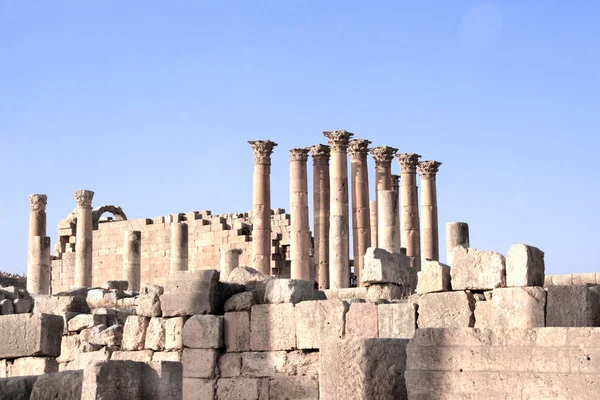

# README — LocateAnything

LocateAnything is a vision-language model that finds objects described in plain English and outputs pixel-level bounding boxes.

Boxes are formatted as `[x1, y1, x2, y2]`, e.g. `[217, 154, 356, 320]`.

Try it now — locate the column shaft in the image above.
[398, 153, 422, 270]
[290, 149, 311, 280]
[349, 139, 371, 286]
[123, 230, 141, 291]
[370, 146, 398, 249]
[170, 222, 189, 272]
[311, 144, 330, 289]
[370, 200, 378, 249]
[419, 160, 442, 262]
[392, 175, 401, 251]
[377, 190, 400, 253]
[446, 222, 469, 266]
[75, 190, 94, 287]
[220, 249, 242, 281]
[28, 236, 50, 294]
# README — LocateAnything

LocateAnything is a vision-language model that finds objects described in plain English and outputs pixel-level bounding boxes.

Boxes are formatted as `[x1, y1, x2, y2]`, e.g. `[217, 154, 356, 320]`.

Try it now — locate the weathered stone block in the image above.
[474, 287, 546, 328]
[137, 293, 162, 318]
[365, 283, 413, 301]
[378, 302, 418, 339]
[106, 280, 129, 291]
[224, 292, 254, 312]
[263, 279, 315, 304]
[250, 304, 296, 351]
[165, 317, 186, 351]
[122, 316, 150, 351]
[67, 314, 107, 333]
[86, 289, 108, 309]
[450, 247, 506, 290]
[10, 357, 58, 377]
[270, 376, 319, 400]
[506, 244, 545, 287]
[216, 378, 269, 400]
[145, 317, 167, 351]
[295, 300, 349, 350]
[29, 370, 83, 400]
[346, 302, 378, 339]
[224, 311, 251, 352]
[57, 335, 80, 364]
[182, 315, 223, 349]
[416, 260, 451, 294]
[152, 351, 182, 363]
[182, 348, 219, 379]
[141, 284, 164, 297]
[224, 266, 266, 285]
[418, 291, 475, 328]
[110, 350, 153, 362]
[13, 299, 33, 314]
[33, 295, 89, 314]
[182, 378, 215, 400]
[219, 353, 241, 377]
[160, 292, 216, 317]
[362, 248, 417, 288]
[0, 375, 38, 400]
[285, 350, 319, 378]
[547, 285, 600, 327]
[89, 325, 123, 347]
[0, 299, 14, 315]
[68, 348, 111, 371]
[0, 314, 63, 358]
[241, 351, 287, 377]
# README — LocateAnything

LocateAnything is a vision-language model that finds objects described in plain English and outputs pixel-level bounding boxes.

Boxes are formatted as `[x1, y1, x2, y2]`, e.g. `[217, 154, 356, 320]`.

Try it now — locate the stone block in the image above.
[160, 290, 218, 317]
[320, 338, 408, 400]
[346, 302, 378, 339]
[152, 351, 182, 363]
[295, 300, 349, 350]
[418, 291, 475, 328]
[13, 299, 33, 314]
[250, 304, 296, 351]
[0, 375, 39, 400]
[89, 325, 123, 347]
[224, 311, 251, 352]
[224, 266, 267, 285]
[241, 351, 287, 377]
[216, 378, 269, 400]
[416, 260, 451, 294]
[365, 283, 413, 301]
[224, 292, 254, 312]
[69, 348, 111, 371]
[474, 287, 546, 329]
[547, 285, 600, 327]
[182, 315, 223, 349]
[57, 335, 80, 364]
[450, 247, 506, 290]
[506, 244, 545, 287]
[378, 302, 418, 339]
[33, 295, 89, 314]
[165, 317, 186, 351]
[136, 293, 162, 317]
[122, 316, 150, 351]
[0, 359, 6, 378]
[110, 350, 153, 362]
[145, 317, 167, 351]
[86, 289, 108, 309]
[263, 279, 315, 304]
[106, 280, 129, 291]
[183, 378, 215, 400]
[10, 357, 58, 377]
[0, 299, 14, 315]
[29, 370, 83, 400]
[67, 314, 107, 332]
[144, 360, 183, 400]
[362, 248, 417, 288]
[141, 284, 164, 296]
[285, 351, 319, 378]
[219, 353, 241, 377]
[270, 376, 319, 400]
[182, 348, 219, 379]
[0, 314, 63, 358]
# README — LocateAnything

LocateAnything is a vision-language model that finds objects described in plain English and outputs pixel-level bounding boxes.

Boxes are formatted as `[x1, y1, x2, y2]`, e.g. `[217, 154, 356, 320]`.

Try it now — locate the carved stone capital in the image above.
[289, 148, 310, 162]
[369, 146, 398, 167]
[248, 140, 278, 164]
[348, 139, 371, 161]
[418, 160, 442, 179]
[323, 130, 354, 152]
[310, 144, 331, 165]
[74, 190, 95, 208]
[29, 194, 47, 212]
[397, 153, 422, 173]
[391, 174, 401, 190]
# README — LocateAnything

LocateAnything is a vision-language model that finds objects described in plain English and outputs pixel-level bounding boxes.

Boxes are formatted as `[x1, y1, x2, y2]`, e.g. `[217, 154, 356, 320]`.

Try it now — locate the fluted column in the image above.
[323, 130, 353, 289]
[397, 153, 421, 270]
[27, 194, 49, 294]
[378, 190, 400, 253]
[391, 174, 401, 251]
[370, 145, 397, 247]
[249, 140, 277, 275]
[290, 148, 311, 280]
[348, 139, 371, 286]
[74, 190, 94, 287]
[446, 222, 469, 266]
[419, 160, 442, 261]
[123, 230, 141, 291]
[220, 248, 242, 281]
[170, 222, 188, 272]
[310, 144, 331, 289]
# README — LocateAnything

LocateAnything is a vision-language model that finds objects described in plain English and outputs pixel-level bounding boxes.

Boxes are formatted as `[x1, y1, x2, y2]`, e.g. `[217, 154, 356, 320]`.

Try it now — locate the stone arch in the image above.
[92, 205, 127, 229]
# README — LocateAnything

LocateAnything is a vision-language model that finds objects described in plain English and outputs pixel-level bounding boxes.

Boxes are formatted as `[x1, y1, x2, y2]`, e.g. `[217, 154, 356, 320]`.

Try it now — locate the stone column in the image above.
[391, 174, 401, 250]
[348, 139, 371, 286]
[370, 200, 378, 248]
[446, 222, 469, 266]
[123, 230, 141, 291]
[249, 140, 277, 276]
[310, 144, 331, 289]
[74, 190, 94, 288]
[323, 130, 353, 289]
[397, 153, 421, 270]
[170, 222, 188, 272]
[289, 148, 311, 280]
[418, 160, 442, 262]
[28, 194, 47, 249]
[28, 236, 50, 294]
[377, 190, 400, 253]
[220, 249, 242, 281]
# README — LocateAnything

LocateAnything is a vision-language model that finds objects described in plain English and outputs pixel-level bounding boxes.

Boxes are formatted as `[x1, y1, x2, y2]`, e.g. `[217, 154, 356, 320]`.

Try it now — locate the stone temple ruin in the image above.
[2, 130, 599, 399]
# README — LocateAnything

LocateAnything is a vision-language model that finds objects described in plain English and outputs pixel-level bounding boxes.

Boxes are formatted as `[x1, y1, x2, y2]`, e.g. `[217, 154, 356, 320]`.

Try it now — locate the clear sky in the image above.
[1, 1, 599, 276]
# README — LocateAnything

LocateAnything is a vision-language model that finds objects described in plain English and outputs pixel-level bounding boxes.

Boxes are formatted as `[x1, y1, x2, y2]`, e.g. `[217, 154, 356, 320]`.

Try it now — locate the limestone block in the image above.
[224, 292, 254, 312]
[224, 311, 251, 352]
[106, 280, 129, 291]
[216, 378, 269, 400]
[418, 291, 475, 328]
[67, 314, 107, 332]
[378, 302, 418, 339]
[365, 283, 413, 301]
[165, 317, 186, 351]
[122, 316, 150, 351]
[145, 318, 167, 351]
[241, 351, 287, 377]
[219, 353, 241, 377]
[362, 248, 417, 288]
[29, 370, 83, 400]
[416, 260, 451, 294]
[295, 300, 349, 350]
[160, 290, 218, 317]
[547, 285, 600, 327]
[553, 274, 573, 285]
[346, 303, 378, 339]
[110, 350, 153, 362]
[182, 348, 219, 379]
[57, 335, 81, 364]
[506, 244, 545, 287]
[270, 376, 319, 400]
[86, 289, 108, 309]
[137, 293, 162, 317]
[152, 351, 182, 363]
[320, 338, 408, 400]
[224, 266, 267, 285]
[13, 299, 33, 314]
[474, 287, 546, 329]
[89, 325, 123, 347]
[450, 247, 506, 290]
[0, 375, 39, 400]
[182, 378, 215, 400]
[0, 299, 14, 315]
[250, 304, 296, 351]
[68, 348, 111, 371]
[10, 357, 58, 377]
[143, 360, 184, 400]
[263, 279, 315, 304]
[573, 273, 598, 285]
[285, 351, 319, 378]
[141, 284, 164, 296]
[182, 315, 223, 349]
[0, 314, 63, 358]
[33, 295, 89, 314]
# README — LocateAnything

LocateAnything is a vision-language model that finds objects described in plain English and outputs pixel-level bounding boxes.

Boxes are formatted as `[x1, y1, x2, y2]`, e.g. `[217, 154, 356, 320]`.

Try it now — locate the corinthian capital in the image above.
[74, 190, 95, 208]
[391, 174, 401, 191]
[397, 153, 422, 173]
[289, 148, 310, 162]
[248, 140, 278, 164]
[323, 130, 354, 152]
[29, 194, 47, 212]
[369, 146, 398, 167]
[347, 139, 371, 161]
[309, 144, 330, 165]
[418, 160, 442, 179]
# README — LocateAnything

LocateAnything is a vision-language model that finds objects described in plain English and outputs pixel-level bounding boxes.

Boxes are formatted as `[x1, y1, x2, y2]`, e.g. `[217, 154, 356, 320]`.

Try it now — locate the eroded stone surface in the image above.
[378, 302, 418, 339]
[450, 247, 506, 290]
[418, 291, 475, 328]
[506, 244, 545, 287]
[416, 260, 451, 294]
[475, 287, 546, 329]
[182, 315, 223, 349]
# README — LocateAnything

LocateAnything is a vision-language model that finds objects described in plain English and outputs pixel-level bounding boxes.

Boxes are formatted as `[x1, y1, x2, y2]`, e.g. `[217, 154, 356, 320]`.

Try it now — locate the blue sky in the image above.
[1, 1, 599, 275]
